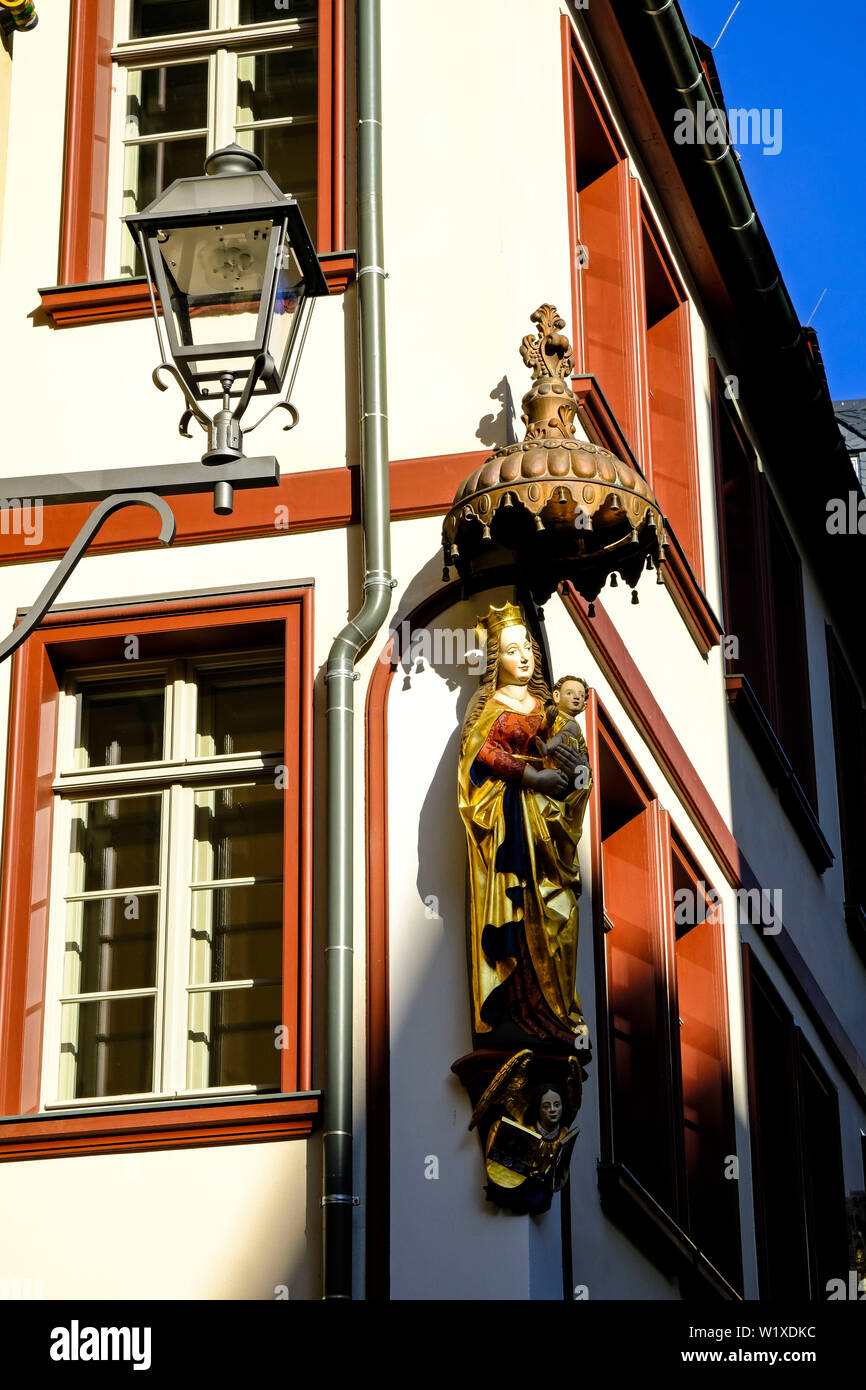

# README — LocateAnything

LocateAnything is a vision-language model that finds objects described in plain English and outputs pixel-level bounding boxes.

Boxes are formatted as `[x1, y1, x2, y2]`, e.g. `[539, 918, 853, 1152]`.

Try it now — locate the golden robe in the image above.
[458, 697, 591, 1042]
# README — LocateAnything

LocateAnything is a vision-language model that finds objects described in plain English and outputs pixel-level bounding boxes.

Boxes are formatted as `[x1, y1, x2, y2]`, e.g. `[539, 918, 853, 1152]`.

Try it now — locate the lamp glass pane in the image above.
[156, 219, 278, 384]
[267, 244, 304, 378]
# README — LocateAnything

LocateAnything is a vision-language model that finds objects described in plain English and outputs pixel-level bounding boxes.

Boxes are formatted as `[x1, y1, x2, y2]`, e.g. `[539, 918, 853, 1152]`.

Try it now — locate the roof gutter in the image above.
[322, 0, 392, 1299]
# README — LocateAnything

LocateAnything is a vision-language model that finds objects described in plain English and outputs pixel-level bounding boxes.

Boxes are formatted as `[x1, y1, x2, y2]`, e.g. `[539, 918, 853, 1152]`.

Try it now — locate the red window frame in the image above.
[585, 691, 741, 1291]
[59, 0, 345, 286]
[0, 585, 316, 1159]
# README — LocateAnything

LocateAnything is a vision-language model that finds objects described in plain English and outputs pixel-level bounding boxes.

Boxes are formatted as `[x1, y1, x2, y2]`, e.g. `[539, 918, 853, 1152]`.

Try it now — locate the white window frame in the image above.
[40, 647, 286, 1110]
[106, 0, 319, 278]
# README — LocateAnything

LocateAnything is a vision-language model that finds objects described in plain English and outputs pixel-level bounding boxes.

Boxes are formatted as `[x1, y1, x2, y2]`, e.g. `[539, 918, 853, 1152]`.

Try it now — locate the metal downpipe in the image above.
[322, 0, 392, 1300]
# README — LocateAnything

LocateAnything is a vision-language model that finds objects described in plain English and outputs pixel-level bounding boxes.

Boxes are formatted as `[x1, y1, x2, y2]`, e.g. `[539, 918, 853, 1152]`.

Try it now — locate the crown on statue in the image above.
[475, 601, 526, 643]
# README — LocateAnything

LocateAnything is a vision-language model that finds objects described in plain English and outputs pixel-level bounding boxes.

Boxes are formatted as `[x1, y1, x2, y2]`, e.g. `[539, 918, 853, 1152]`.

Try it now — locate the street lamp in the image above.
[0, 146, 328, 664]
[125, 143, 329, 512]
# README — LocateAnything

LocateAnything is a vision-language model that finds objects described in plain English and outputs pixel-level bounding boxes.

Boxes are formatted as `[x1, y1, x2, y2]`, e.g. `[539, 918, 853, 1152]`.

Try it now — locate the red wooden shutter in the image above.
[645, 301, 701, 578]
[676, 915, 740, 1283]
[580, 161, 640, 452]
[603, 802, 675, 1210]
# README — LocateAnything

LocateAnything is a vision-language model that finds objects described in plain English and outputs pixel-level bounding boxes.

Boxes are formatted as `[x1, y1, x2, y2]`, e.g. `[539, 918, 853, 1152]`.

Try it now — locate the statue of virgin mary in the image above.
[458, 602, 592, 1049]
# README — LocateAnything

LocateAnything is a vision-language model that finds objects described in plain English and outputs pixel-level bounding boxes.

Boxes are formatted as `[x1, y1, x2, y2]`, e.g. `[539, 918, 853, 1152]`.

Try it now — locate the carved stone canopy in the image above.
[442, 305, 666, 605]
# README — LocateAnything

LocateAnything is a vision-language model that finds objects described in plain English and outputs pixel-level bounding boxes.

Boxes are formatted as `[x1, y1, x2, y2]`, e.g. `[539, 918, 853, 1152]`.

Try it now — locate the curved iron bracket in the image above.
[153, 363, 211, 438]
[243, 399, 300, 435]
[0, 493, 176, 665]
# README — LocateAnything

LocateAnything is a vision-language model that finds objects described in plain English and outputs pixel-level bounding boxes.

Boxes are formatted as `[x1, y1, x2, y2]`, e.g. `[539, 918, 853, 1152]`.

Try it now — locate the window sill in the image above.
[725, 674, 834, 873]
[0, 1090, 321, 1161]
[597, 1161, 742, 1300]
[38, 252, 357, 328]
[572, 372, 721, 656]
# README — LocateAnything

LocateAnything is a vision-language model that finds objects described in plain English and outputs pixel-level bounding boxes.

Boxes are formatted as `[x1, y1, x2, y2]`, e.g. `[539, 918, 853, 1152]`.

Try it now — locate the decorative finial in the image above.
[518, 305, 577, 441]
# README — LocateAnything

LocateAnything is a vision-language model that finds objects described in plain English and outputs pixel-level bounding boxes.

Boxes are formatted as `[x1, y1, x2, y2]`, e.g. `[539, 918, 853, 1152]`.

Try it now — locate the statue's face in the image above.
[538, 1091, 562, 1129]
[554, 680, 587, 715]
[497, 625, 534, 686]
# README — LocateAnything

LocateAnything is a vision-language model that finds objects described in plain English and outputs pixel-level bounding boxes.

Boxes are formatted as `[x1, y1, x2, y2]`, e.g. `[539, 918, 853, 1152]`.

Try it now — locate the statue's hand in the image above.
[551, 741, 581, 776]
[524, 766, 570, 798]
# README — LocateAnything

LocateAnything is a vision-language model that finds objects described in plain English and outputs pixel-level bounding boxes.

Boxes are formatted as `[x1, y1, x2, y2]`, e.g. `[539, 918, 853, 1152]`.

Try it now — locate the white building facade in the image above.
[0, 0, 863, 1302]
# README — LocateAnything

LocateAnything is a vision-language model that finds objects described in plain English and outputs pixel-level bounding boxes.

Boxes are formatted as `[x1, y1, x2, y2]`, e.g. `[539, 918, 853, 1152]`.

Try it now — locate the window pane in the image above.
[196, 668, 284, 755]
[244, 124, 316, 239]
[124, 133, 208, 215]
[193, 784, 283, 882]
[127, 63, 208, 139]
[132, 0, 210, 39]
[239, 0, 316, 23]
[237, 47, 317, 124]
[187, 984, 281, 1088]
[61, 996, 155, 1099]
[78, 681, 165, 767]
[70, 796, 162, 893]
[64, 894, 159, 996]
[190, 882, 282, 984]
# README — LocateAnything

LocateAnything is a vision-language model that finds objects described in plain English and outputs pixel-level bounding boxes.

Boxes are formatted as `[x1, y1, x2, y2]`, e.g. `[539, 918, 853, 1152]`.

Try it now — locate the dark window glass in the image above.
[71, 796, 162, 893]
[65, 996, 155, 1099]
[72, 894, 159, 995]
[189, 984, 281, 1087]
[79, 682, 164, 767]
[196, 668, 284, 755]
[239, 0, 317, 23]
[127, 62, 208, 138]
[132, 0, 210, 39]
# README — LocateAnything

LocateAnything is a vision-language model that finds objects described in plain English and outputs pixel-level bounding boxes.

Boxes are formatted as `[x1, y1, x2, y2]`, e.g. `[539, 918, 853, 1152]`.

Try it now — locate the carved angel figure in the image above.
[469, 1050, 583, 1212]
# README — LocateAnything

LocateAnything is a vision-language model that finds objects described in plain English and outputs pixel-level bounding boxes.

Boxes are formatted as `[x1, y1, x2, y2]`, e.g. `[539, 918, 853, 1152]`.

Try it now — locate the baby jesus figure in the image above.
[539, 675, 591, 791]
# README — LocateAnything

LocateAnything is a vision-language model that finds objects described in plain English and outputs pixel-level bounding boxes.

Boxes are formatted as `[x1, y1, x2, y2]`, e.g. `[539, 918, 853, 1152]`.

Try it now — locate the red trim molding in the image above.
[59, 0, 114, 284]
[0, 451, 485, 568]
[40, 254, 358, 328]
[0, 1093, 321, 1162]
[0, 587, 315, 1148]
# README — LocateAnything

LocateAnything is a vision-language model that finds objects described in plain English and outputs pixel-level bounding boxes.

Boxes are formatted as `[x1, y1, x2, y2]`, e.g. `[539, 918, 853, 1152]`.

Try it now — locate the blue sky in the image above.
[678, 0, 865, 400]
